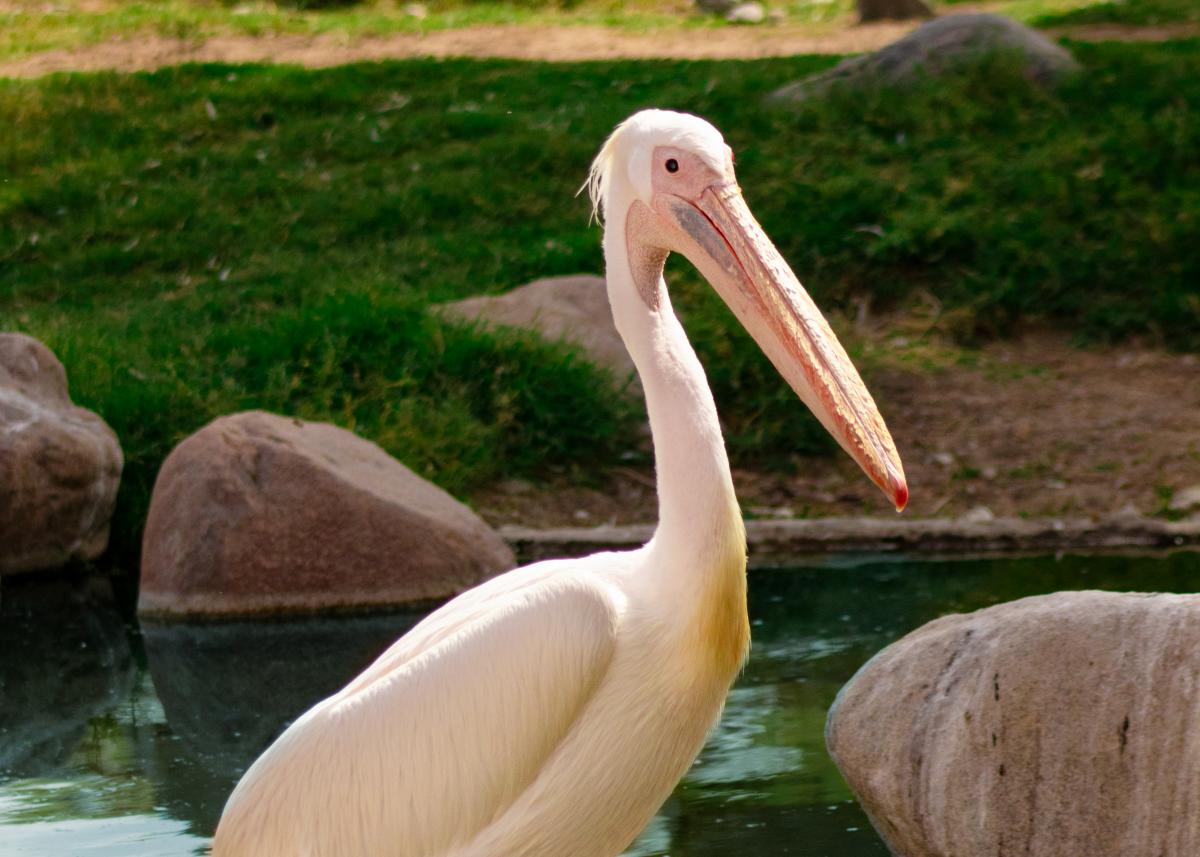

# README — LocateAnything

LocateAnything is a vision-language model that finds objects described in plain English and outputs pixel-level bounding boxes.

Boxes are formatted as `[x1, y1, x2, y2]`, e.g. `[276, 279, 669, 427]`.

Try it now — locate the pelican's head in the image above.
[588, 109, 908, 511]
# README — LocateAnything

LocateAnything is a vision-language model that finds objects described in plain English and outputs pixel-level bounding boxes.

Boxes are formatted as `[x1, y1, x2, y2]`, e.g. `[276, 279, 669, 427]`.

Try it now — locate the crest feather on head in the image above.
[583, 120, 622, 225]
[581, 109, 731, 225]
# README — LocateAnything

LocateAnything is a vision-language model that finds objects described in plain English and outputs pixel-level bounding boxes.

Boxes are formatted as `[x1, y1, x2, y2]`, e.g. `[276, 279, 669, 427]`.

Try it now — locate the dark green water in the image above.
[2, 551, 1197, 856]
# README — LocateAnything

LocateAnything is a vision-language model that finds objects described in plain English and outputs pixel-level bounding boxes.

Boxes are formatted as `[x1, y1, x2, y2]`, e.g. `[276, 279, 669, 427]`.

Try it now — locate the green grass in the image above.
[3, 43, 1199, 562]
[1036, 0, 1200, 27]
[767, 45, 1200, 346]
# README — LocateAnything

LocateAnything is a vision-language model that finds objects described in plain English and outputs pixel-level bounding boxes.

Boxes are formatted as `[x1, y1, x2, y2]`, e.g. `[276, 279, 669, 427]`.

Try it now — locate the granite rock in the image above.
[771, 14, 1079, 103]
[828, 590, 1200, 856]
[437, 275, 635, 386]
[139, 411, 515, 617]
[0, 333, 123, 575]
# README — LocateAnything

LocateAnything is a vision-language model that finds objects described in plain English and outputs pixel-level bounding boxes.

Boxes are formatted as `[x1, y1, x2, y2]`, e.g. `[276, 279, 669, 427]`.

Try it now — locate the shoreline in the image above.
[501, 514, 1200, 564]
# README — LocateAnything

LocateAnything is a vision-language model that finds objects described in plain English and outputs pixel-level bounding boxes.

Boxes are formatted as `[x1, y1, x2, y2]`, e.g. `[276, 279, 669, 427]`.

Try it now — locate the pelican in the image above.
[212, 109, 906, 857]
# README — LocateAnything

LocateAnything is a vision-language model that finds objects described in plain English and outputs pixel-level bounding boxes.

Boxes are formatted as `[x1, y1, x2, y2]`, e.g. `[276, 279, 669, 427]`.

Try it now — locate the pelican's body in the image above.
[213, 110, 905, 857]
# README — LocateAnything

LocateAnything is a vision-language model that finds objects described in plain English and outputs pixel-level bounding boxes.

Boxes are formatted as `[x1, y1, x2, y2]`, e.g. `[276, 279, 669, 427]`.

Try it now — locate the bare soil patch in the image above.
[4, 17, 1197, 78]
[0, 23, 914, 78]
[471, 329, 1200, 529]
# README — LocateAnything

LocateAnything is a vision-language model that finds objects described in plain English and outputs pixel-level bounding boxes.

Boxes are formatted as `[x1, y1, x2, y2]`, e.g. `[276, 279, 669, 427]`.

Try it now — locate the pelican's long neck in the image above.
[603, 197, 746, 581]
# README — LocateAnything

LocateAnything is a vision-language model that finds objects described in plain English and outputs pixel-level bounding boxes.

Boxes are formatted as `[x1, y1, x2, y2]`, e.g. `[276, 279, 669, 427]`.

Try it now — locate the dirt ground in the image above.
[471, 327, 1200, 528]
[0, 23, 903, 78]
[3, 16, 1199, 78]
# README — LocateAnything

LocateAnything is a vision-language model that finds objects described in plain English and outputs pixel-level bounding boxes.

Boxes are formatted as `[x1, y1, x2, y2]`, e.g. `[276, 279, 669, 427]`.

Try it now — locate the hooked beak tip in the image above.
[886, 460, 908, 512]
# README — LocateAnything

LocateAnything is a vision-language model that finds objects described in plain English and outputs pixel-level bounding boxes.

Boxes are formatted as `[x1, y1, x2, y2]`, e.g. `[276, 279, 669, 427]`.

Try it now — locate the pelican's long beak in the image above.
[656, 183, 908, 511]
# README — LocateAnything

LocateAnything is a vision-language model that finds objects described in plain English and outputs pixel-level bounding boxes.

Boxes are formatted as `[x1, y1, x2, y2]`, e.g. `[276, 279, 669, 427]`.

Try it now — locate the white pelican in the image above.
[212, 109, 906, 857]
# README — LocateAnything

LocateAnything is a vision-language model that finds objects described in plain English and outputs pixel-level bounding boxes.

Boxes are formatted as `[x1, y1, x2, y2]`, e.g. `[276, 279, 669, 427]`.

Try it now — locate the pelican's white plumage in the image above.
[213, 109, 905, 857]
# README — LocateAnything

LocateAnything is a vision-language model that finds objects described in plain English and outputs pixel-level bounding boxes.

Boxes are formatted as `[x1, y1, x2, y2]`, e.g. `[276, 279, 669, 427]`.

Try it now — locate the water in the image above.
[2, 551, 1197, 856]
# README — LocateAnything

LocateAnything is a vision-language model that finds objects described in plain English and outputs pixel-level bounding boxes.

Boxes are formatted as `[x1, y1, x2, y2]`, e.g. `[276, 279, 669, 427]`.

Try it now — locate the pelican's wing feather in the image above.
[212, 569, 621, 857]
[339, 556, 590, 697]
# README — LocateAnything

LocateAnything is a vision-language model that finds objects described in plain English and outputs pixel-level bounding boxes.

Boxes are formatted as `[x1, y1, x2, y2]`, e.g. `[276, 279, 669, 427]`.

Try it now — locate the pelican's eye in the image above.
[665, 158, 679, 174]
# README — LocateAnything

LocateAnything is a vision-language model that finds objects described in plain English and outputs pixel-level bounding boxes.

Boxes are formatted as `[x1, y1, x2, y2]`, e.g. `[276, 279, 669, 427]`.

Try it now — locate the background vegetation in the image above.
[2, 39, 1198, 562]
[1033, 0, 1200, 27]
[3, 0, 1189, 65]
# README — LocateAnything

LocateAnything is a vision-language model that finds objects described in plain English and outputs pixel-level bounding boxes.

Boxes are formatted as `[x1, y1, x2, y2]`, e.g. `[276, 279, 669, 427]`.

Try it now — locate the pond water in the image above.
[2, 551, 1198, 856]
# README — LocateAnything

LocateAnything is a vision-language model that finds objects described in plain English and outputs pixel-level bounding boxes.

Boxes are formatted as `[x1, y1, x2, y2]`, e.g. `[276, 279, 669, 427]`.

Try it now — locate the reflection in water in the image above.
[0, 577, 132, 778]
[142, 611, 425, 832]
[1, 551, 1198, 856]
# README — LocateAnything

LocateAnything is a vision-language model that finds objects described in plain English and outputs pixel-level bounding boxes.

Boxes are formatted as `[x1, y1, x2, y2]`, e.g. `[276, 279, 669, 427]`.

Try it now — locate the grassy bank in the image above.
[2, 42, 1198, 562]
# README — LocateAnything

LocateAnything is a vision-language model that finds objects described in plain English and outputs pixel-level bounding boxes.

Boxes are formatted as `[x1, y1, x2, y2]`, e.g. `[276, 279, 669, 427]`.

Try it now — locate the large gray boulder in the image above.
[827, 590, 1200, 857]
[437, 275, 635, 386]
[138, 411, 515, 618]
[771, 14, 1080, 103]
[0, 333, 123, 575]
